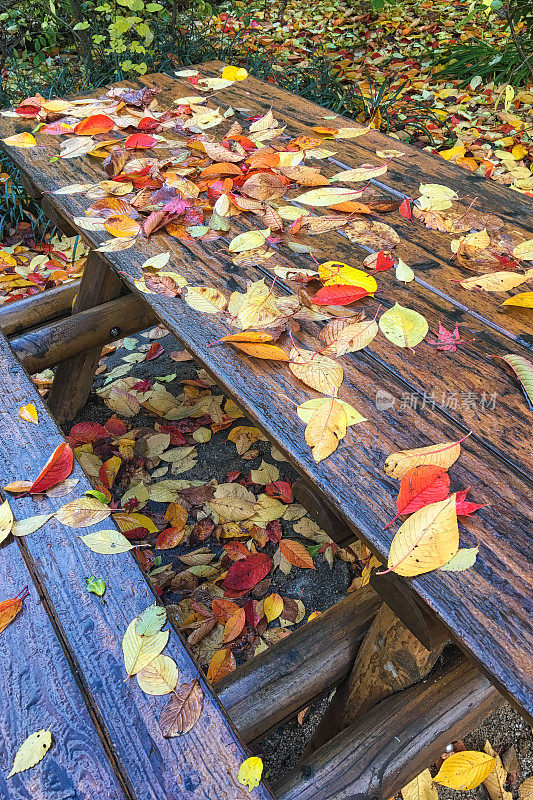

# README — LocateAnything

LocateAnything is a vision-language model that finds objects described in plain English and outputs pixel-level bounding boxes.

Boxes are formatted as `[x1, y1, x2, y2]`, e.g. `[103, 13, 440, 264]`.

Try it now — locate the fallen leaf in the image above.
[2, 132, 37, 148]
[7, 730, 53, 778]
[379, 303, 428, 348]
[238, 756, 264, 791]
[159, 679, 204, 736]
[434, 750, 495, 791]
[55, 496, 111, 527]
[384, 437, 465, 478]
[440, 546, 479, 572]
[28, 442, 73, 494]
[207, 648, 236, 682]
[386, 495, 459, 576]
[458, 270, 533, 292]
[12, 513, 54, 537]
[122, 618, 169, 677]
[80, 529, 135, 554]
[223, 553, 272, 591]
[137, 654, 178, 695]
[18, 403, 39, 424]
[279, 539, 316, 569]
[500, 354, 533, 408]
[388, 465, 450, 525]
[264, 592, 284, 621]
[501, 292, 533, 309]
[0, 587, 29, 635]
[401, 769, 438, 800]
[0, 499, 14, 544]
[289, 348, 343, 394]
[312, 284, 370, 306]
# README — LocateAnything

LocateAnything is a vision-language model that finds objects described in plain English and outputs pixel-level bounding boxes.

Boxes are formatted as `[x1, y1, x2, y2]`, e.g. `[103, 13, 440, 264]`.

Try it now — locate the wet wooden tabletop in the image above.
[0, 64, 531, 723]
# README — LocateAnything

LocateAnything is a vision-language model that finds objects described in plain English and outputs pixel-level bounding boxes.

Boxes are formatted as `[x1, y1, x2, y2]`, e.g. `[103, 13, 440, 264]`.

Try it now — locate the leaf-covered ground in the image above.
[201, 0, 533, 192]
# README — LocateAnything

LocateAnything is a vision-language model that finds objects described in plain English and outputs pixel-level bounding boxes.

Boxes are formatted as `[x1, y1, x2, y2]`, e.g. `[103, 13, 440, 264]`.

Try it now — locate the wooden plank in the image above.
[0, 331, 276, 800]
[47, 250, 124, 423]
[217, 586, 381, 742]
[0, 73, 531, 721]
[0, 539, 129, 800]
[273, 657, 502, 800]
[0, 281, 80, 337]
[10, 292, 157, 373]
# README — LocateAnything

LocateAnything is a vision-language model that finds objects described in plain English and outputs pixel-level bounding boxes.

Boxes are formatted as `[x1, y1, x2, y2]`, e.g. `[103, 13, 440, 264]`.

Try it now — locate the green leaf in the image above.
[86, 575, 106, 597]
[136, 601, 167, 636]
[440, 546, 478, 572]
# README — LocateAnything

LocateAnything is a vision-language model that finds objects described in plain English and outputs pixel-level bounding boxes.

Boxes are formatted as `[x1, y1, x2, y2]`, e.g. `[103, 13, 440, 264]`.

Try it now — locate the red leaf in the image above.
[432, 323, 463, 352]
[387, 465, 450, 527]
[455, 487, 485, 517]
[123, 526, 149, 540]
[124, 133, 157, 149]
[266, 520, 283, 543]
[138, 117, 160, 132]
[104, 417, 128, 436]
[311, 284, 369, 306]
[145, 342, 164, 361]
[375, 251, 395, 271]
[266, 480, 293, 503]
[74, 114, 115, 135]
[244, 599, 261, 628]
[29, 443, 74, 493]
[223, 553, 272, 592]
[68, 421, 109, 446]
[399, 198, 412, 219]
[212, 598, 240, 623]
[223, 541, 251, 561]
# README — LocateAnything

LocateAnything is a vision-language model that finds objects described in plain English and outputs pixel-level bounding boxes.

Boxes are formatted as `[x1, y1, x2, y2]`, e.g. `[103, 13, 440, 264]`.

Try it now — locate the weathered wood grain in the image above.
[10, 292, 156, 373]
[273, 657, 502, 800]
[0, 538, 128, 800]
[0, 330, 276, 800]
[217, 586, 381, 742]
[0, 281, 80, 336]
[0, 71, 531, 722]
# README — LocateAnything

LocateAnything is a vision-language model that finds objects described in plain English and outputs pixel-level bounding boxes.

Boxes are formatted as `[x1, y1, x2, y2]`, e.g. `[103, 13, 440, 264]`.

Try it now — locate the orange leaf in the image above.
[0, 586, 28, 635]
[74, 114, 115, 135]
[212, 598, 240, 623]
[164, 502, 188, 531]
[199, 162, 243, 178]
[29, 443, 73, 494]
[231, 342, 290, 361]
[279, 539, 316, 569]
[329, 201, 373, 213]
[220, 332, 275, 343]
[124, 133, 157, 149]
[221, 607, 246, 643]
[207, 648, 236, 683]
[156, 526, 186, 549]
[103, 214, 140, 238]
[98, 455, 122, 490]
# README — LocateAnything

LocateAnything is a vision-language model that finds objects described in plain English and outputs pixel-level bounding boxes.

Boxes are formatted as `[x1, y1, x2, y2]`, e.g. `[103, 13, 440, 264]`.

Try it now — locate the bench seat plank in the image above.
[0, 332, 275, 800]
[0, 71, 531, 722]
[0, 538, 128, 800]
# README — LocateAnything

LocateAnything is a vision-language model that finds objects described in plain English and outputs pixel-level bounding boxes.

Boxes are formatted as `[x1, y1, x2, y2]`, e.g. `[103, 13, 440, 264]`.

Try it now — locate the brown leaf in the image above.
[241, 173, 287, 201]
[159, 679, 204, 737]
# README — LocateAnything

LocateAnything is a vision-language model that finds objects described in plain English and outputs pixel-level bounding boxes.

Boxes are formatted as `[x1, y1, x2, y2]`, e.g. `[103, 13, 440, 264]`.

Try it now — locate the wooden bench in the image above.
[0, 61, 531, 798]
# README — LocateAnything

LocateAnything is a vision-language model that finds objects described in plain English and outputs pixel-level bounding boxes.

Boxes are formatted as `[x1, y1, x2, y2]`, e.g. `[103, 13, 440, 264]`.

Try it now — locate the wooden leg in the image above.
[306, 602, 445, 752]
[47, 252, 123, 424]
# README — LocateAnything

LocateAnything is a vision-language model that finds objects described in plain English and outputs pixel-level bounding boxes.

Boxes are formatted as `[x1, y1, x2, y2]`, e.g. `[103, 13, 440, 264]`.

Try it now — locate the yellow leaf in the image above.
[483, 740, 512, 800]
[330, 163, 388, 182]
[434, 750, 495, 791]
[379, 303, 428, 347]
[297, 397, 366, 426]
[80, 529, 135, 554]
[289, 348, 343, 394]
[519, 777, 533, 800]
[221, 65, 248, 81]
[335, 125, 371, 139]
[301, 397, 347, 463]
[264, 592, 283, 622]
[500, 354, 533, 407]
[384, 438, 463, 479]
[18, 403, 39, 424]
[439, 144, 466, 161]
[396, 258, 415, 283]
[0, 498, 14, 544]
[324, 318, 378, 355]
[103, 214, 140, 238]
[504, 85, 515, 113]
[238, 756, 264, 791]
[137, 654, 178, 695]
[387, 495, 459, 576]
[402, 769, 438, 800]
[501, 291, 533, 309]
[513, 240, 533, 261]
[294, 187, 366, 206]
[228, 229, 269, 253]
[231, 341, 290, 360]
[318, 261, 377, 293]
[55, 496, 111, 527]
[2, 132, 36, 148]
[7, 729, 53, 778]
[459, 270, 533, 292]
[512, 144, 528, 160]
[122, 619, 169, 677]
[12, 513, 54, 537]
[250, 461, 279, 484]
[185, 286, 227, 314]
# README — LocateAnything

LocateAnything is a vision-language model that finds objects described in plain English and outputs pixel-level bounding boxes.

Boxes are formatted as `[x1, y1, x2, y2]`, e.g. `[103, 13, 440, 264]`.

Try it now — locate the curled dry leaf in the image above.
[159, 679, 204, 737]
[387, 495, 459, 577]
[499, 354, 533, 408]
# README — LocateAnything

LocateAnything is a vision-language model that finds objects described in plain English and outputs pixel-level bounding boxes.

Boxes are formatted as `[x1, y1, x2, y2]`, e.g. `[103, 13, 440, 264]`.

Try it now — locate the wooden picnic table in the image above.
[0, 60, 531, 799]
